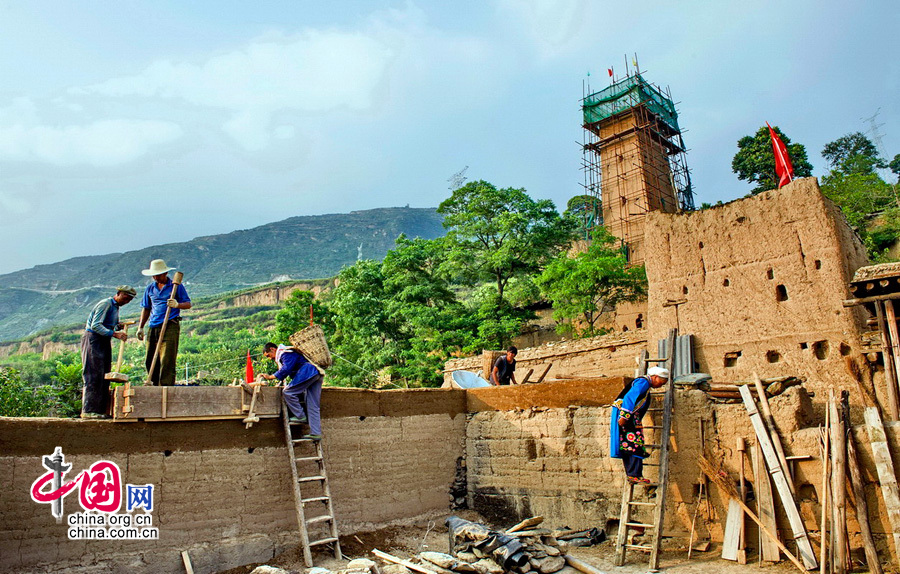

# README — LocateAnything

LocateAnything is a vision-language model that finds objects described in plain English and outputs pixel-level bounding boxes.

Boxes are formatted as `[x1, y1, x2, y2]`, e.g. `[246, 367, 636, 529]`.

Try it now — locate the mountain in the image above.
[0, 207, 445, 341]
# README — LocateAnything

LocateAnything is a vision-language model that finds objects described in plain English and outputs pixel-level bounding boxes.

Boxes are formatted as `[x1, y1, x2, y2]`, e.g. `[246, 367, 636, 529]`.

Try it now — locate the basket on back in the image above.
[289, 324, 333, 369]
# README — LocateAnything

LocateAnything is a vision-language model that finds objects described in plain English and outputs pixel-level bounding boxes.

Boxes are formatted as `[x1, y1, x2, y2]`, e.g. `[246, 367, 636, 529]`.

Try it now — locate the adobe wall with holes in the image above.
[0, 388, 466, 574]
[644, 178, 870, 398]
[443, 329, 649, 386]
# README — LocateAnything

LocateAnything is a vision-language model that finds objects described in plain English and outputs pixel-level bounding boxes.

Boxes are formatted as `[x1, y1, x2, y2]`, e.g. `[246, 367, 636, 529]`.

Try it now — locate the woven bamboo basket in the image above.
[289, 324, 332, 369]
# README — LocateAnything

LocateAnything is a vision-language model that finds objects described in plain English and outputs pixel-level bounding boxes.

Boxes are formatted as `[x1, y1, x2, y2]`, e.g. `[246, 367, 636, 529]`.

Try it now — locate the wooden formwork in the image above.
[112, 383, 282, 422]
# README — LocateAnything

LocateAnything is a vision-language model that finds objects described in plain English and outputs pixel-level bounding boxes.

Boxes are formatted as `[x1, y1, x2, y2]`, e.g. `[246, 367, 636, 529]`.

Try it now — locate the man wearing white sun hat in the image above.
[137, 259, 191, 386]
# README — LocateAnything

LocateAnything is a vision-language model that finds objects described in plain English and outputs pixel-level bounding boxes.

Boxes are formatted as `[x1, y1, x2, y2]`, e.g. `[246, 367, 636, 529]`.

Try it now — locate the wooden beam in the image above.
[843, 394, 883, 574]
[740, 385, 818, 569]
[829, 392, 847, 574]
[876, 301, 900, 421]
[843, 291, 900, 307]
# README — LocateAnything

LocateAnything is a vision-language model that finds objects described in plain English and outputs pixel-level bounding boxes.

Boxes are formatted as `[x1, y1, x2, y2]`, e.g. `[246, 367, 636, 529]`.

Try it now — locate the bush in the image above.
[0, 367, 55, 417]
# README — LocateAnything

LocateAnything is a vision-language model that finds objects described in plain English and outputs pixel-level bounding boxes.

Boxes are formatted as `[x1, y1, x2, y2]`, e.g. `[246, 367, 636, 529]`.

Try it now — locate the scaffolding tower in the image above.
[581, 72, 695, 265]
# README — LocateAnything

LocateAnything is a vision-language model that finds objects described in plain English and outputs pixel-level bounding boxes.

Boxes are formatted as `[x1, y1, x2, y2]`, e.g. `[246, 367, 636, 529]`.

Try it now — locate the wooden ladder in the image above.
[282, 399, 342, 567]
[614, 328, 677, 572]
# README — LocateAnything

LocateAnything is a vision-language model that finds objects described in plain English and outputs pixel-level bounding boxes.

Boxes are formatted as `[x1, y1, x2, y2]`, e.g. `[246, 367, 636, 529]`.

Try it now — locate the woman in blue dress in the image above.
[610, 367, 670, 484]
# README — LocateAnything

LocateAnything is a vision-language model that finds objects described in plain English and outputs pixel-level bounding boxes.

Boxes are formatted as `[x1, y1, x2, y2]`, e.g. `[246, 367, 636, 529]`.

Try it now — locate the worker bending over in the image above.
[261, 342, 323, 440]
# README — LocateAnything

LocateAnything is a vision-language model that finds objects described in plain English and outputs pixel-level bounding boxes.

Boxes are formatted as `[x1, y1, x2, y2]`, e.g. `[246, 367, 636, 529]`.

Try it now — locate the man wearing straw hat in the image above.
[137, 259, 191, 386]
[80, 285, 137, 419]
[261, 342, 324, 440]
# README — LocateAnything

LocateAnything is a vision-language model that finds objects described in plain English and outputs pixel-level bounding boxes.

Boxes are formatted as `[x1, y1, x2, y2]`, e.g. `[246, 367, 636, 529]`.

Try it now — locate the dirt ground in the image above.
[219, 511, 800, 574]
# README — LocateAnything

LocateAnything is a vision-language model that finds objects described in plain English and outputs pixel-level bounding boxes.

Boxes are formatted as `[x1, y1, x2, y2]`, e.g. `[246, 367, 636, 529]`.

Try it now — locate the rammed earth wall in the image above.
[0, 388, 466, 574]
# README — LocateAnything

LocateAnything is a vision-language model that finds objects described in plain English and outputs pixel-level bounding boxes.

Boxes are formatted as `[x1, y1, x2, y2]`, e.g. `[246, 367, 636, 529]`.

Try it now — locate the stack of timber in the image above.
[112, 382, 282, 421]
[696, 376, 804, 402]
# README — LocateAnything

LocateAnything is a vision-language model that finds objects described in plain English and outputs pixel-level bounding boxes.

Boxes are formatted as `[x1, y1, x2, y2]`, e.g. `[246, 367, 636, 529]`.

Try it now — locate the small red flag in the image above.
[608, 68, 613, 77]
[245, 349, 254, 383]
[767, 122, 794, 188]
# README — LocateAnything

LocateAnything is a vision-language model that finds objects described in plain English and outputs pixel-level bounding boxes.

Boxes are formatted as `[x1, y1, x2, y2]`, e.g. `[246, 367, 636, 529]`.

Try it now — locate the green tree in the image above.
[822, 132, 886, 175]
[890, 154, 900, 182]
[732, 126, 813, 194]
[52, 359, 83, 417]
[0, 367, 55, 417]
[437, 180, 575, 347]
[273, 289, 335, 343]
[327, 237, 477, 387]
[537, 227, 647, 338]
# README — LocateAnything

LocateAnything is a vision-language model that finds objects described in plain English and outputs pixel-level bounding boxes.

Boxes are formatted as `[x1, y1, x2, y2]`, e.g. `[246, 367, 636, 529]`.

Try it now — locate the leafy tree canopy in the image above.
[732, 126, 813, 194]
[273, 289, 335, 343]
[537, 227, 647, 338]
[890, 154, 900, 182]
[822, 132, 886, 175]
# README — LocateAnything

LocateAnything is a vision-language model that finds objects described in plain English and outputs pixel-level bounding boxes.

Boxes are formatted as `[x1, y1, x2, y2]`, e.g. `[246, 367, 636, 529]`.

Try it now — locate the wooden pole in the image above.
[829, 392, 847, 574]
[875, 301, 900, 420]
[843, 393, 883, 574]
[737, 437, 747, 564]
[753, 372, 794, 494]
[885, 301, 900, 414]
[819, 409, 830, 574]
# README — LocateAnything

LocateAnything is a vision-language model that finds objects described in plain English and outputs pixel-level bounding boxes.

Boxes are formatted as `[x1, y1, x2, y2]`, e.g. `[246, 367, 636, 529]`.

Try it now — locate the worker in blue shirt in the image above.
[81, 286, 137, 419]
[261, 342, 324, 440]
[136, 259, 191, 386]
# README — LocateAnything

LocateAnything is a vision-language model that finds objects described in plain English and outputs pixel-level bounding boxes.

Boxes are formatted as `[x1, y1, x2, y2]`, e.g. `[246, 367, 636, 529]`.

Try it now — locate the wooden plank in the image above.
[114, 386, 282, 420]
[752, 442, 781, 562]
[753, 372, 794, 493]
[876, 301, 900, 421]
[721, 500, 742, 561]
[373, 549, 438, 574]
[614, 482, 634, 566]
[739, 385, 818, 569]
[864, 406, 900, 568]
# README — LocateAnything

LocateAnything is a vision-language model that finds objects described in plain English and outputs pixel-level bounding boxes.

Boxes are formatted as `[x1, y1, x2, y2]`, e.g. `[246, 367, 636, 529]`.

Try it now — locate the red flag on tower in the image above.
[608, 68, 613, 77]
[245, 349, 254, 384]
[767, 122, 794, 188]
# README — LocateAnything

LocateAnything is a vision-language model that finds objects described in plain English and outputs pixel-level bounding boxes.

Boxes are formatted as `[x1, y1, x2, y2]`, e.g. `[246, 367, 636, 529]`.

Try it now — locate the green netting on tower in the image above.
[582, 74, 679, 132]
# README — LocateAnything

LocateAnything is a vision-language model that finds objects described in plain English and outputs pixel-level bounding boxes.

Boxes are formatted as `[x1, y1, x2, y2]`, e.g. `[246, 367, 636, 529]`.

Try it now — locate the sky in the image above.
[0, 0, 897, 275]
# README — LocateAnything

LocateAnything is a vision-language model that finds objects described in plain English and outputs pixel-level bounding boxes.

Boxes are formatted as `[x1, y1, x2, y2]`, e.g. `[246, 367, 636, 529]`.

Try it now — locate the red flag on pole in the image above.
[767, 122, 794, 188]
[608, 68, 613, 77]
[245, 349, 254, 384]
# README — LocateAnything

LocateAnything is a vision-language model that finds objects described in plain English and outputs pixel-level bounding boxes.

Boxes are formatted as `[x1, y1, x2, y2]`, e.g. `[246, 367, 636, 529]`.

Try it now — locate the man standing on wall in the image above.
[81, 286, 137, 419]
[137, 259, 191, 386]
[491, 346, 518, 386]
[261, 342, 324, 440]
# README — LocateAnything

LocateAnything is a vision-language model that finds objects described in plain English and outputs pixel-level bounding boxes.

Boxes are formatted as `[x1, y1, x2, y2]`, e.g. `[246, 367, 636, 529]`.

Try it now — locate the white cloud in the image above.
[72, 29, 395, 151]
[0, 117, 182, 167]
[495, 0, 586, 59]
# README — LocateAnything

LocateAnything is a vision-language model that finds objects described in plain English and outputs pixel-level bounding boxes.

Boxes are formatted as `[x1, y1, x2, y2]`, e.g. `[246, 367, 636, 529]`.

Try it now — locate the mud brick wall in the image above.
[644, 178, 870, 398]
[0, 388, 466, 574]
[444, 329, 648, 385]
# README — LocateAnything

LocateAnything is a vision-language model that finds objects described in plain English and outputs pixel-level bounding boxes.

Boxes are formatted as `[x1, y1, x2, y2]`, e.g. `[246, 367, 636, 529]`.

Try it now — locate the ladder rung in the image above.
[633, 481, 660, 487]
[628, 501, 655, 506]
[298, 475, 326, 483]
[302, 496, 331, 504]
[645, 358, 667, 362]
[625, 544, 653, 551]
[309, 537, 339, 547]
[625, 522, 656, 529]
[306, 515, 334, 525]
[647, 408, 664, 412]
[294, 455, 323, 462]
[293, 436, 320, 441]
